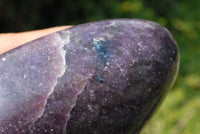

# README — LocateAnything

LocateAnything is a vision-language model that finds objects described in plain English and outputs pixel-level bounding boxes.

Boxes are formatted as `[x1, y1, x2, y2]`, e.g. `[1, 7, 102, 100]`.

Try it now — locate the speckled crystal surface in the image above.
[0, 19, 179, 134]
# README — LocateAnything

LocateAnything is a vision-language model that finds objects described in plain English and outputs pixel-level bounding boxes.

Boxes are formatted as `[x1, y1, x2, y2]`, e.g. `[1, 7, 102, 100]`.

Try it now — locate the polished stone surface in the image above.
[0, 19, 179, 134]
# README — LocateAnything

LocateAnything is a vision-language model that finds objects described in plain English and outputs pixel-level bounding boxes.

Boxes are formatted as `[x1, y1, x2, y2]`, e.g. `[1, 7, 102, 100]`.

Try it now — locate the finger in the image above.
[0, 26, 72, 54]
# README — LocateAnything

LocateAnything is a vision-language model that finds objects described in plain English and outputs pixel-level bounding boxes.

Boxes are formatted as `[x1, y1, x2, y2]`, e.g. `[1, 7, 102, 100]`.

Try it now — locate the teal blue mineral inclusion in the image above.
[93, 40, 110, 62]
[97, 74, 105, 83]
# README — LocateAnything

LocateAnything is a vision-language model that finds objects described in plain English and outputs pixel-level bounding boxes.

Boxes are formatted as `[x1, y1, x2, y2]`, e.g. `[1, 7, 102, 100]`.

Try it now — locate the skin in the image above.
[0, 26, 71, 54]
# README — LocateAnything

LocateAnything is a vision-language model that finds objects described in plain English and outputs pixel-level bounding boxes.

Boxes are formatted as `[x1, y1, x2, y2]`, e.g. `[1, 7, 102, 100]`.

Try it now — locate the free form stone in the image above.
[0, 19, 179, 134]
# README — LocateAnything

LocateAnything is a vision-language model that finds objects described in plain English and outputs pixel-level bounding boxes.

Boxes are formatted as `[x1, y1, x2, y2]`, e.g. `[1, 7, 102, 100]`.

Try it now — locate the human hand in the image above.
[0, 26, 71, 54]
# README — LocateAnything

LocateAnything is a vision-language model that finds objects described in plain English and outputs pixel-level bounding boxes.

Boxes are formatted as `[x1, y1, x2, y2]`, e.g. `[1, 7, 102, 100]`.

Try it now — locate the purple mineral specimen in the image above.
[0, 19, 179, 134]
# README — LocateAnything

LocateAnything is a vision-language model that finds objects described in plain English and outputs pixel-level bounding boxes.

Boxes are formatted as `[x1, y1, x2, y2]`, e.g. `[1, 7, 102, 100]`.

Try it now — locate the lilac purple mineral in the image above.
[0, 19, 179, 134]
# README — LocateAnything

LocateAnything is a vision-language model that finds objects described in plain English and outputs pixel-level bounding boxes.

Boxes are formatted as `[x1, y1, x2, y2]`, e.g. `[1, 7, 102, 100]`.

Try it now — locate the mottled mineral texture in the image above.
[0, 19, 179, 134]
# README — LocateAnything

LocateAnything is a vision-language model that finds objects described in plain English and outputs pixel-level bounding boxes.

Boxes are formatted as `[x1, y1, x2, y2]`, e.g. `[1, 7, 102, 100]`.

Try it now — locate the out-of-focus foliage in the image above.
[0, 0, 199, 133]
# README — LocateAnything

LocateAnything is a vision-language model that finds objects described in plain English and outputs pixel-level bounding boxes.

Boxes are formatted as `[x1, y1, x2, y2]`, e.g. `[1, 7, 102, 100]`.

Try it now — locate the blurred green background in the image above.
[0, 0, 199, 133]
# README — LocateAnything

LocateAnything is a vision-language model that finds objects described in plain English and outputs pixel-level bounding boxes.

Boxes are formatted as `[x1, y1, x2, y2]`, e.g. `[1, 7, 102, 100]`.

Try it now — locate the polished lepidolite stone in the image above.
[0, 19, 179, 134]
